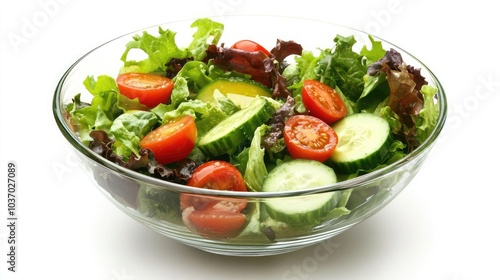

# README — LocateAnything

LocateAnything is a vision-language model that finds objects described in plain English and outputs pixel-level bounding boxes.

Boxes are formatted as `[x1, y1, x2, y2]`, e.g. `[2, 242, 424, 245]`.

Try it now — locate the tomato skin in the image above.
[181, 161, 247, 211]
[189, 210, 247, 235]
[182, 207, 247, 238]
[187, 161, 247, 191]
[116, 73, 174, 108]
[180, 194, 247, 213]
[231, 39, 271, 56]
[302, 79, 348, 124]
[180, 161, 248, 237]
[140, 115, 197, 164]
[284, 115, 338, 162]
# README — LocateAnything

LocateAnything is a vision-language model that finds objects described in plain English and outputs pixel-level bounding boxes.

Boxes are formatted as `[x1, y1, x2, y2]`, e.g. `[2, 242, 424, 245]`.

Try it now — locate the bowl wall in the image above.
[70, 141, 429, 256]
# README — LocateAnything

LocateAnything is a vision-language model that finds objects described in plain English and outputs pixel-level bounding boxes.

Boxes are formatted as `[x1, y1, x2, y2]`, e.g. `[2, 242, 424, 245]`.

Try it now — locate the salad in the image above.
[65, 18, 439, 240]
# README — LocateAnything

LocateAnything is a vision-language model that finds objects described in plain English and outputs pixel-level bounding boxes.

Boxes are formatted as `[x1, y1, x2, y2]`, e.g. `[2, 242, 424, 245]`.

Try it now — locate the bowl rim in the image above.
[52, 15, 447, 198]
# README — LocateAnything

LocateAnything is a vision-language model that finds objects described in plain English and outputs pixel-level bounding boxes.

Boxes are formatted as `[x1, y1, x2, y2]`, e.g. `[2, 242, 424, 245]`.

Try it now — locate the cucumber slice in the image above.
[262, 159, 339, 227]
[330, 113, 391, 174]
[197, 79, 272, 108]
[197, 97, 275, 157]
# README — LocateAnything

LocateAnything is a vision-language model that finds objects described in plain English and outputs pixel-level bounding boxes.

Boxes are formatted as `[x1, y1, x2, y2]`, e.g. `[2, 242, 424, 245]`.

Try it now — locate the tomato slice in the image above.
[180, 161, 248, 237]
[180, 160, 247, 211]
[116, 73, 174, 108]
[284, 115, 338, 162]
[140, 115, 197, 164]
[180, 194, 247, 212]
[302, 79, 348, 124]
[231, 39, 271, 56]
[187, 209, 247, 236]
[187, 161, 247, 191]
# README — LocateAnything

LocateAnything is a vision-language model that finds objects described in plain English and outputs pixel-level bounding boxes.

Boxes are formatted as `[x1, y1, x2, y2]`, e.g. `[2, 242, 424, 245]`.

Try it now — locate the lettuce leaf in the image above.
[136, 185, 182, 224]
[65, 75, 122, 143]
[357, 74, 389, 111]
[120, 18, 224, 74]
[416, 85, 440, 143]
[367, 48, 434, 150]
[169, 76, 191, 108]
[244, 125, 269, 192]
[376, 103, 402, 135]
[261, 95, 294, 155]
[284, 50, 320, 113]
[316, 35, 367, 100]
[109, 110, 158, 159]
[188, 18, 224, 61]
[65, 75, 150, 144]
[151, 92, 229, 140]
[212, 89, 240, 115]
[356, 36, 389, 111]
[386, 65, 425, 149]
[174, 61, 214, 93]
[84, 75, 122, 120]
[88, 130, 198, 184]
[120, 27, 187, 74]
[359, 35, 386, 66]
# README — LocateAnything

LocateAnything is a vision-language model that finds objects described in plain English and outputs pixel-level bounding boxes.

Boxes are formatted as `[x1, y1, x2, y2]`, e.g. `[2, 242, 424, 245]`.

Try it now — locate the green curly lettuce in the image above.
[120, 18, 224, 74]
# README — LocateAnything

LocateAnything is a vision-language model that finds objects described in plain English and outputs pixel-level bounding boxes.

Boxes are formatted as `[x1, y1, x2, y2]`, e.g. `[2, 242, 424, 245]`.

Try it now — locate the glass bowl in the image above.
[52, 15, 446, 256]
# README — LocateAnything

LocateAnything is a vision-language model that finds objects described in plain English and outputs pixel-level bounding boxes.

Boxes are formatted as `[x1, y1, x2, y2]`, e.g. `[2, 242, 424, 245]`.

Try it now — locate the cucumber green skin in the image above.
[332, 135, 392, 174]
[262, 159, 339, 227]
[330, 113, 392, 174]
[264, 195, 337, 227]
[197, 97, 275, 157]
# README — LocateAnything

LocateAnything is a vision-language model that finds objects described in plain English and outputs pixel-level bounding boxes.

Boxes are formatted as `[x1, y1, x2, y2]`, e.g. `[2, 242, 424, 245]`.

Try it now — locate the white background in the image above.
[1, 0, 499, 279]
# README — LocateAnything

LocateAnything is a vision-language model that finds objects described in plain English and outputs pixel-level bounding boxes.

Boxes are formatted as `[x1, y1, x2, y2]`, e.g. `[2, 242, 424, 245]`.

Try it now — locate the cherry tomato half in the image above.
[140, 115, 197, 164]
[181, 160, 247, 212]
[284, 115, 338, 162]
[181, 206, 247, 238]
[302, 79, 348, 124]
[186, 161, 247, 191]
[187, 209, 247, 236]
[180, 161, 248, 237]
[231, 39, 271, 56]
[116, 72, 174, 108]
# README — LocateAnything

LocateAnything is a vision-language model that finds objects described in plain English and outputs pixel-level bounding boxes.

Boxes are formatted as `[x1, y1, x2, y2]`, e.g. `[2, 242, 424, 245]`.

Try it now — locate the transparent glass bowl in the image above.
[52, 16, 446, 256]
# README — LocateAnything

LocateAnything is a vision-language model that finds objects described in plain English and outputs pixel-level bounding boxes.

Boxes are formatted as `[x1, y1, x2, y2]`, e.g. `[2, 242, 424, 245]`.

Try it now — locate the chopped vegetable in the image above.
[262, 159, 339, 227]
[231, 39, 272, 56]
[116, 73, 174, 108]
[284, 115, 338, 162]
[197, 97, 275, 157]
[330, 113, 391, 174]
[180, 160, 248, 237]
[301, 79, 348, 124]
[140, 115, 197, 164]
